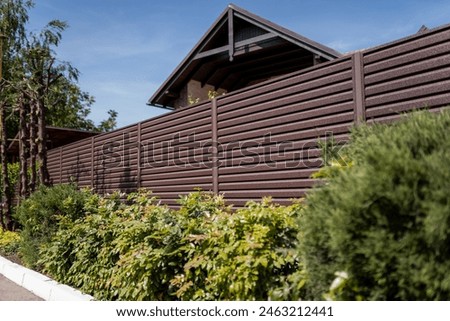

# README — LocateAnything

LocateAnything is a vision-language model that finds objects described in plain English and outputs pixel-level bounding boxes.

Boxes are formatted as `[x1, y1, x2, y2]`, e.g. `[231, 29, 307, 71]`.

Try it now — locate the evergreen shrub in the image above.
[299, 110, 450, 300]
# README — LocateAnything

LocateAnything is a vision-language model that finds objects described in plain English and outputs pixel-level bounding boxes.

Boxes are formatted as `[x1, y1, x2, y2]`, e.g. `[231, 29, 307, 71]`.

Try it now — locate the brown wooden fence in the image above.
[47, 23, 450, 206]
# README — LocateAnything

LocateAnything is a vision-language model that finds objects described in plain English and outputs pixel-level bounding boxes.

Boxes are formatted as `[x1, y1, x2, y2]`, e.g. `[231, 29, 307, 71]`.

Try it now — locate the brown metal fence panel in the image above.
[363, 24, 450, 123]
[46, 23, 450, 206]
[139, 101, 214, 206]
[47, 148, 61, 184]
[216, 56, 354, 205]
[60, 139, 93, 186]
[92, 124, 139, 195]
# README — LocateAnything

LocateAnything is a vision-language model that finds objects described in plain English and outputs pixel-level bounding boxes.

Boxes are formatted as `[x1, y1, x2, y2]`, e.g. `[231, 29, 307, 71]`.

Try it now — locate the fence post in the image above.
[137, 122, 142, 189]
[352, 51, 366, 124]
[211, 98, 219, 194]
[91, 136, 94, 190]
[59, 147, 62, 183]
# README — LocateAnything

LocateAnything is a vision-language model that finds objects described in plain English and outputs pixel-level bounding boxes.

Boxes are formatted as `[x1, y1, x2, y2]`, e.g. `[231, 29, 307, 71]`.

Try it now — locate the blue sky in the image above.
[27, 0, 450, 128]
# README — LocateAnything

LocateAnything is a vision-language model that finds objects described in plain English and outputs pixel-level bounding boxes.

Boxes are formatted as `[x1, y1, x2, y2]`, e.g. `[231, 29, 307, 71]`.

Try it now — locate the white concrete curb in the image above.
[0, 255, 94, 301]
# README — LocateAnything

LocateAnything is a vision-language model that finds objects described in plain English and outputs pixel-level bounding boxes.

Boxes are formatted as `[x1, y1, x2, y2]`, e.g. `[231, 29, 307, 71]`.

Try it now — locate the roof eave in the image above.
[148, 3, 342, 107]
[229, 4, 341, 59]
[148, 7, 231, 106]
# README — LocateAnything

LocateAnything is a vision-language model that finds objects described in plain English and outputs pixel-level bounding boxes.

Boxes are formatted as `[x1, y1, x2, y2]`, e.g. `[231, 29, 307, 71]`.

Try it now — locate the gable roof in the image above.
[148, 3, 341, 108]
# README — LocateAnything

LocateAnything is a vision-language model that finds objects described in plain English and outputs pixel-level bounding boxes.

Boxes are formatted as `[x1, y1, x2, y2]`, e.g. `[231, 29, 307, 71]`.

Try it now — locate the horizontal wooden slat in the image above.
[140, 118, 211, 142]
[221, 189, 310, 198]
[140, 102, 211, 131]
[366, 93, 450, 118]
[219, 157, 322, 169]
[219, 178, 318, 190]
[219, 112, 354, 143]
[219, 101, 354, 135]
[219, 170, 316, 183]
[140, 168, 212, 181]
[143, 176, 213, 186]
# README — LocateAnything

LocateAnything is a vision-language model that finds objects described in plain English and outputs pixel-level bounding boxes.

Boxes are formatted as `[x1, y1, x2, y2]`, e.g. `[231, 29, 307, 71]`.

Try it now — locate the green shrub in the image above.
[173, 198, 303, 300]
[0, 229, 21, 256]
[14, 183, 91, 269]
[109, 191, 227, 300]
[177, 188, 230, 218]
[299, 110, 450, 300]
[40, 191, 125, 299]
[40, 190, 305, 300]
[41, 190, 226, 300]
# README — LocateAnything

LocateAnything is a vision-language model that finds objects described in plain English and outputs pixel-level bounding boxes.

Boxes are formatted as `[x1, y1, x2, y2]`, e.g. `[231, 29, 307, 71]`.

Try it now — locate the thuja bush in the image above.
[40, 190, 304, 300]
[14, 183, 91, 269]
[299, 110, 450, 300]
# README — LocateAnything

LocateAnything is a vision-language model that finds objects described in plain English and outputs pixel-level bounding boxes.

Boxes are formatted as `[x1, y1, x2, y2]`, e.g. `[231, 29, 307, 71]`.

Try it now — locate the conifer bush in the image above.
[299, 110, 450, 300]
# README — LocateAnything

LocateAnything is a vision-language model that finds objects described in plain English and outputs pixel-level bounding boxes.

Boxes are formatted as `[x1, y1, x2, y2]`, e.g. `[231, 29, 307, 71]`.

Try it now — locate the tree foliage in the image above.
[1, 0, 117, 134]
[0, 0, 118, 229]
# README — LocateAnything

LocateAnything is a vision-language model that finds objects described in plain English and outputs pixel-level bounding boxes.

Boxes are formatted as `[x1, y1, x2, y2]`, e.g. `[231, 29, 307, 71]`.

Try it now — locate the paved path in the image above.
[0, 255, 93, 301]
[0, 274, 43, 301]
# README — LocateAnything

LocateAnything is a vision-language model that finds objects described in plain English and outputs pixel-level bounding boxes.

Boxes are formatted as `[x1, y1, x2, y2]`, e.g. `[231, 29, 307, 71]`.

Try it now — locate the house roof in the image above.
[7, 126, 99, 156]
[148, 3, 342, 108]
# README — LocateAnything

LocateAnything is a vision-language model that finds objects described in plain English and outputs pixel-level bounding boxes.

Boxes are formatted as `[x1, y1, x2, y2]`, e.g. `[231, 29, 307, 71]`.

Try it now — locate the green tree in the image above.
[0, 0, 118, 229]
[0, 0, 29, 229]
[1, 0, 117, 134]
